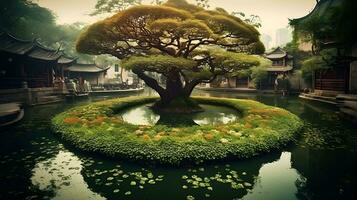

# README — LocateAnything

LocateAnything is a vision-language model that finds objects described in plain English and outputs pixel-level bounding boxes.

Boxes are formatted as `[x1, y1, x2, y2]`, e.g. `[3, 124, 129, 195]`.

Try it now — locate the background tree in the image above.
[0, 0, 95, 62]
[232, 12, 262, 28]
[231, 56, 270, 89]
[77, 0, 265, 111]
[0, 0, 60, 45]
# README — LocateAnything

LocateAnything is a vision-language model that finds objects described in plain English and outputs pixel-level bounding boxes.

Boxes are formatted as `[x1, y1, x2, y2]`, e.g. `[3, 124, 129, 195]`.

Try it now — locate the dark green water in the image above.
[0, 89, 356, 200]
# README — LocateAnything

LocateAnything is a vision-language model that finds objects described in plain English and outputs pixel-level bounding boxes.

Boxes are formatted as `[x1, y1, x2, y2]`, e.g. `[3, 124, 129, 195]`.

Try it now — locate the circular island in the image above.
[51, 96, 303, 165]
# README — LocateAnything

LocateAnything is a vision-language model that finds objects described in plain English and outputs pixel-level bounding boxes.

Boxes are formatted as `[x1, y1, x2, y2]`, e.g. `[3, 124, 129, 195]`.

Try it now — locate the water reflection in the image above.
[243, 152, 301, 200]
[291, 148, 357, 199]
[119, 104, 239, 126]
[78, 150, 281, 200]
[119, 104, 160, 125]
[31, 151, 105, 200]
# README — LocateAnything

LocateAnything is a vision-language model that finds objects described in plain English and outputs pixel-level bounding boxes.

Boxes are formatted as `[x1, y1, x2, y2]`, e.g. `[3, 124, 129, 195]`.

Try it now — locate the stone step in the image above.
[336, 94, 357, 101]
[38, 96, 62, 102]
[33, 95, 63, 105]
[304, 93, 337, 100]
[340, 107, 357, 122]
[338, 100, 357, 110]
[299, 93, 337, 105]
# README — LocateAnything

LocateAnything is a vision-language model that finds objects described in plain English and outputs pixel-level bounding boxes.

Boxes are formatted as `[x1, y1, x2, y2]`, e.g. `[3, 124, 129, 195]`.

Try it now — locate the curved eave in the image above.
[265, 54, 287, 59]
[290, 0, 322, 25]
[26, 46, 62, 61]
[58, 55, 78, 65]
[290, 0, 342, 26]
[26, 41, 63, 61]
[65, 64, 110, 73]
[264, 47, 289, 59]
[266, 66, 293, 72]
[0, 32, 74, 62]
[0, 32, 34, 55]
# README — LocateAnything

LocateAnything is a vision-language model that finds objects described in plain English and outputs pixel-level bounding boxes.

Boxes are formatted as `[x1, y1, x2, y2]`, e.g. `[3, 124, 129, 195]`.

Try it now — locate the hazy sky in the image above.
[37, 0, 316, 42]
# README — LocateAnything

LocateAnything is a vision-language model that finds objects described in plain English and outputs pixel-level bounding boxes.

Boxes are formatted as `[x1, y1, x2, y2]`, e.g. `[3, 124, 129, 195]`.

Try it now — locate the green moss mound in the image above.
[51, 96, 303, 165]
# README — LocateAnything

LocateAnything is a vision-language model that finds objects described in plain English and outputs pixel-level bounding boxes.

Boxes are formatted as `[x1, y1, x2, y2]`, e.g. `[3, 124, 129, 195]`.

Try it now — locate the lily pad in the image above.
[243, 182, 252, 187]
[186, 195, 195, 200]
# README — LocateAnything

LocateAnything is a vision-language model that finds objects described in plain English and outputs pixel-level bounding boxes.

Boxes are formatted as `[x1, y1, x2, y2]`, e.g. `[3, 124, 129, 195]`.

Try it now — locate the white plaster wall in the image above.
[105, 65, 132, 83]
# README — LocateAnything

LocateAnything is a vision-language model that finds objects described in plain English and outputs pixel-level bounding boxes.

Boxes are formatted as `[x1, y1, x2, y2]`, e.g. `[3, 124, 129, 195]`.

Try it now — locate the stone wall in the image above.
[349, 44, 357, 93]
[0, 87, 62, 105]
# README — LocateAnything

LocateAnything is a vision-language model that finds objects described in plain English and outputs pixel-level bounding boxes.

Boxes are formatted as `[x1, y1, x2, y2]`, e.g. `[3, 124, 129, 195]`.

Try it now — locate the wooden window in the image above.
[114, 64, 119, 72]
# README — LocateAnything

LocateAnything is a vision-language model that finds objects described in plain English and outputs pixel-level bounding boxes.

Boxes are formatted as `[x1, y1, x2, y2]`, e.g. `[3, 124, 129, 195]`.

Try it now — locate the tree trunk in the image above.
[160, 71, 185, 105]
[120, 67, 124, 83]
[132, 69, 201, 113]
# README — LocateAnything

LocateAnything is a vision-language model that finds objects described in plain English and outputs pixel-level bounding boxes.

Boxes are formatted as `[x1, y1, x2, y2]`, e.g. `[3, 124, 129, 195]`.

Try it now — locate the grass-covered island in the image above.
[52, 97, 303, 165]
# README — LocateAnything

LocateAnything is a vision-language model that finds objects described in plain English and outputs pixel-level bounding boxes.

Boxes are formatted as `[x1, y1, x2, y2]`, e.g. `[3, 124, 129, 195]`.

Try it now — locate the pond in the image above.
[118, 104, 239, 126]
[0, 89, 356, 200]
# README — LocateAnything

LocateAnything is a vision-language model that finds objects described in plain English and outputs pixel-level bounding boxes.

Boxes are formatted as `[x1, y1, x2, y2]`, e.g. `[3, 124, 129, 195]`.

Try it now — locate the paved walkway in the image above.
[299, 93, 357, 122]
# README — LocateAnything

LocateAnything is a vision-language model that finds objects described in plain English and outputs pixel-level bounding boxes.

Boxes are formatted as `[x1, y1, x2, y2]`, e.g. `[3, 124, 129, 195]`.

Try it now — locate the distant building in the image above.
[262, 47, 294, 89]
[105, 63, 135, 84]
[261, 34, 272, 50]
[0, 32, 74, 89]
[106, 63, 121, 79]
[205, 47, 294, 90]
[0, 32, 113, 104]
[0, 32, 77, 104]
[64, 63, 109, 86]
[275, 28, 292, 47]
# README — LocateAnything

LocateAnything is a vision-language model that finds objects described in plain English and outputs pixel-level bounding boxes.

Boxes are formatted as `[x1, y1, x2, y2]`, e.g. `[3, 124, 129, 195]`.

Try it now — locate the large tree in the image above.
[76, 0, 265, 111]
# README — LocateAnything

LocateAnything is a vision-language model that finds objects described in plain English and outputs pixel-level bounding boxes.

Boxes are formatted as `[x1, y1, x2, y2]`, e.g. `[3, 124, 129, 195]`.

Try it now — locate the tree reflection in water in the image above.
[118, 104, 239, 126]
[79, 150, 281, 200]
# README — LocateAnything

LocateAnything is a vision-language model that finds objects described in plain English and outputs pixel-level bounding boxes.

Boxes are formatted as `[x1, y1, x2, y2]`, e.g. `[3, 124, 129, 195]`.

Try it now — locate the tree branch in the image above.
[132, 68, 166, 97]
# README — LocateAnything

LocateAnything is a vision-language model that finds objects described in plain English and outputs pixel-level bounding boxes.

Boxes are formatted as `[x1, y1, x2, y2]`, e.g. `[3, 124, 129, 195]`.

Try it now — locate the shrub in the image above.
[51, 96, 303, 165]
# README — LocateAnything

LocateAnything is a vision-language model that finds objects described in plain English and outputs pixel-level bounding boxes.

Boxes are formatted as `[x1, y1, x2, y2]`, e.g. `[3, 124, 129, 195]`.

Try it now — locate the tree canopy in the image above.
[91, 0, 211, 15]
[77, 0, 266, 109]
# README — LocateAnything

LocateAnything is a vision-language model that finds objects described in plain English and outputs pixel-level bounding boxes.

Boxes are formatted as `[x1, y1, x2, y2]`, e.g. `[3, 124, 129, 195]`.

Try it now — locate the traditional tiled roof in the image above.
[27, 42, 62, 61]
[290, 0, 342, 26]
[0, 32, 75, 63]
[58, 53, 77, 65]
[265, 47, 288, 59]
[65, 63, 110, 73]
[0, 32, 34, 55]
